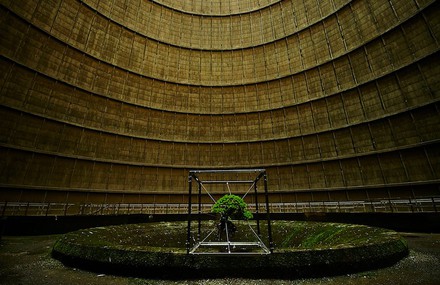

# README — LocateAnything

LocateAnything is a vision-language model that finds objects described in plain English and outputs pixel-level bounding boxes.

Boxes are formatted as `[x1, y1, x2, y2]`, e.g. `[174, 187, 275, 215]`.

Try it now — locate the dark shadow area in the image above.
[2, 212, 439, 237]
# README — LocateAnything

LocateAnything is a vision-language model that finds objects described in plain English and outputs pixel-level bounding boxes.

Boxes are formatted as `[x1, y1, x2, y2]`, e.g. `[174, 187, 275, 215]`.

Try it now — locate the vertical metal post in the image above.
[186, 174, 193, 254]
[263, 172, 274, 253]
[198, 182, 202, 241]
[225, 220, 231, 253]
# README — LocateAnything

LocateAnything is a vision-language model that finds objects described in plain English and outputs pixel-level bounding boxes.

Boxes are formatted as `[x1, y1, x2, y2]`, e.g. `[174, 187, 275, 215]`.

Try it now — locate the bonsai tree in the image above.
[211, 194, 253, 220]
[212, 194, 253, 240]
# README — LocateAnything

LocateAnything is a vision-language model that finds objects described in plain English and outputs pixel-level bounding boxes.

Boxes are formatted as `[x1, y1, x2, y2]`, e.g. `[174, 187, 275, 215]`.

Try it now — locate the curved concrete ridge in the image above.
[52, 221, 408, 279]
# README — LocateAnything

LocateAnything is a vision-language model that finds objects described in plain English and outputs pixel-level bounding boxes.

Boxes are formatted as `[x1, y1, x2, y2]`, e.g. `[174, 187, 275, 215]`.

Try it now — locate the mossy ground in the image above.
[52, 221, 408, 278]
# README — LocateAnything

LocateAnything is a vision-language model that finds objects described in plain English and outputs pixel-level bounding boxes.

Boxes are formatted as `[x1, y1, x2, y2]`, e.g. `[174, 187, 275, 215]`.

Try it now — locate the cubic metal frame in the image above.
[186, 169, 274, 255]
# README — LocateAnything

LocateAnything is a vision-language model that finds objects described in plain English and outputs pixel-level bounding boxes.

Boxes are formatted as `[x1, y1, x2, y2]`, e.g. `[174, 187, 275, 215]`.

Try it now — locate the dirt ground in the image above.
[0, 232, 439, 285]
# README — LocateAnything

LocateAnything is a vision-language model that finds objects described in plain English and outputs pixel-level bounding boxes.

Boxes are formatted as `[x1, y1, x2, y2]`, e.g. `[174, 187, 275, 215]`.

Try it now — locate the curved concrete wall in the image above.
[0, 0, 439, 206]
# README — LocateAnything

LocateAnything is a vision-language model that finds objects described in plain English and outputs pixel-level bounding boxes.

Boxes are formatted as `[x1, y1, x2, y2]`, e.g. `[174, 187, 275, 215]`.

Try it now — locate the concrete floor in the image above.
[0, 232, 439, 285]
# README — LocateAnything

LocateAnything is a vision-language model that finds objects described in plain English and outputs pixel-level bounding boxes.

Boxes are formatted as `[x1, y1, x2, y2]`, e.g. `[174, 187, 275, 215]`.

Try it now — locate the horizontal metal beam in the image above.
[189, 169, 266, 174]
[201, 180, 255, 184]
[198, 241, 263, 246]
[189, 252, 270, 256]
[189, 241, 270, 255]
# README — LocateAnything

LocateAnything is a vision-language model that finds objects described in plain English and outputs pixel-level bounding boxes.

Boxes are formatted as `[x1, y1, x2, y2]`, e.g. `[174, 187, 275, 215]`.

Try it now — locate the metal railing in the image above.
[1, 197, 438, 217]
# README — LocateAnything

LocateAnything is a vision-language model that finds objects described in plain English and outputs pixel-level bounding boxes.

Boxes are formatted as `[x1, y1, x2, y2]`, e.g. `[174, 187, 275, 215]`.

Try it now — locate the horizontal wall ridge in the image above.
[1, 137, 438, 169]
[1, 47, 438, 116]
[1, 179, 439, 196]
[1, 92, 438, 145]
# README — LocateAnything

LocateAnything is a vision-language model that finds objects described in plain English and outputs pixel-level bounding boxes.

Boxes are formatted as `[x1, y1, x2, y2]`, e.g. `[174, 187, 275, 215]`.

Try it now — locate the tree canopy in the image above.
[211, 194, 253, 220]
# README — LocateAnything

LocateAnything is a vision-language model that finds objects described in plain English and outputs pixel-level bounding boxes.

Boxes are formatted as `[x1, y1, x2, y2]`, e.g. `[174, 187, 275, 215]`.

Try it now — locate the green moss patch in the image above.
[52, 221, 408, 279]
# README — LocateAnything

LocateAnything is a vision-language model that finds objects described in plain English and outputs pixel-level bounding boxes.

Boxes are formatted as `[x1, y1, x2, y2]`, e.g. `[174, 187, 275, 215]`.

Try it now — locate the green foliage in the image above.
[211, 194, 253, 220]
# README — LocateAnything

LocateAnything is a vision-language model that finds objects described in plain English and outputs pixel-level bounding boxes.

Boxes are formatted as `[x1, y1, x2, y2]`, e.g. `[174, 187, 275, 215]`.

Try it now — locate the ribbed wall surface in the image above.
[0, 0, 439, 206]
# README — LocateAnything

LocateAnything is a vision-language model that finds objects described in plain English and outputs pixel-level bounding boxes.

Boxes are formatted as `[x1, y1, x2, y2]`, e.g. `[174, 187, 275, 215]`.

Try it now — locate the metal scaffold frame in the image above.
[186, 169, 274, 255]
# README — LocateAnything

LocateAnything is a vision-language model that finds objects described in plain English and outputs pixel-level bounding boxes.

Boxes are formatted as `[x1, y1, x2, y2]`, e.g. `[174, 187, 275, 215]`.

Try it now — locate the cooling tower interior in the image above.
[0, 0, 439, 216]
